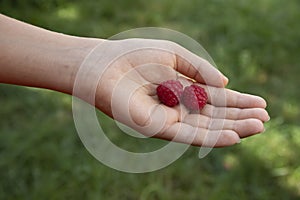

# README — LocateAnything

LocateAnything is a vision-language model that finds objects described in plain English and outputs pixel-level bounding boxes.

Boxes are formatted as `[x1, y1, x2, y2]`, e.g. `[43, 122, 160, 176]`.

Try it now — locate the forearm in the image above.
[0, 14, 101, 94]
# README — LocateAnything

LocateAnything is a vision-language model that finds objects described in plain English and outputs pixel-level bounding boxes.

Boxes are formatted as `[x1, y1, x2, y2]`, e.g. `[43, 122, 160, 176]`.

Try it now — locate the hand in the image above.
[79, 39, 269, 147]
[0, 15, 269, 147]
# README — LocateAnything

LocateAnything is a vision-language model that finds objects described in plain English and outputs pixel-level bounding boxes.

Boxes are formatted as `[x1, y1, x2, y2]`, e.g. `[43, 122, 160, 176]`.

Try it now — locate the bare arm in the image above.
[0, 14, 101, 94]
[0, 14, 269, 147]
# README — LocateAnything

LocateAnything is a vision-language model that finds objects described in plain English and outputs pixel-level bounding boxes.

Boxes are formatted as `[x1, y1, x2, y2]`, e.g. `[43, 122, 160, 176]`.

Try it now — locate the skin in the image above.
[0, 14, 269, 148]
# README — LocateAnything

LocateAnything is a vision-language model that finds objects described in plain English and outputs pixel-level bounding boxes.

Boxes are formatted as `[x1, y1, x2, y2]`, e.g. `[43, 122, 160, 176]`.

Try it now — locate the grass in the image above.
[0, 0, 300, 199]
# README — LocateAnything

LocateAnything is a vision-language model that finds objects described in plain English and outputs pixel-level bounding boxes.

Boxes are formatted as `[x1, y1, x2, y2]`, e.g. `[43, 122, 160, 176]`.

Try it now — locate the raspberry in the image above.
[182, 84, 208, 111]
[156, 80, 183, 107]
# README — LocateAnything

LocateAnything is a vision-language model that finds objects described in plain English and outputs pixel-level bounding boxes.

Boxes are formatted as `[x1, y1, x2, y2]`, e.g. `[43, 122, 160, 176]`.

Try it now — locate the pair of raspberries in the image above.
[156, 80, 208, 110]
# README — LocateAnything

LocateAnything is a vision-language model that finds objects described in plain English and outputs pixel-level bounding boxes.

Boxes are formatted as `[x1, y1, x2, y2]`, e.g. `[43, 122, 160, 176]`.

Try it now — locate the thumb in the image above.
[173, 45, 228, 87]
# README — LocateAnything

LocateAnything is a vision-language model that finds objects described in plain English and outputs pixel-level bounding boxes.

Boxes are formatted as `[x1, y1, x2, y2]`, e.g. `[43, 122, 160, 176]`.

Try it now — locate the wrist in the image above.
[54, 35, 104, 95]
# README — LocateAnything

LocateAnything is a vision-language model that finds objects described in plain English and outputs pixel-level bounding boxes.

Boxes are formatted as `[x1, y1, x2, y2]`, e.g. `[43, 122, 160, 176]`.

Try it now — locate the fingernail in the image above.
[236, 138, 242, 144]
[263, 114, 270, 122]
[223, 76, 229, 86]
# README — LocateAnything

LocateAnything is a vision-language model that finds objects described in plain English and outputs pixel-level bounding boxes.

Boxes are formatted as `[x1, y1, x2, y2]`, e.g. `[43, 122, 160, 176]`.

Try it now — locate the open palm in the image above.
[93, 39, 269, 147]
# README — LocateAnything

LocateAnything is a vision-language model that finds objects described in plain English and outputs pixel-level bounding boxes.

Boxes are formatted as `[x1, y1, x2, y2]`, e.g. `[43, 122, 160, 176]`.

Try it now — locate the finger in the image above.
[155, 123, 240, 147]
[173, 44, 228, 87]
[199, 104, 270, 122]
[120, 39, 228, 87]
[196, 83, 267, 108]
[183, 114, 265, 138]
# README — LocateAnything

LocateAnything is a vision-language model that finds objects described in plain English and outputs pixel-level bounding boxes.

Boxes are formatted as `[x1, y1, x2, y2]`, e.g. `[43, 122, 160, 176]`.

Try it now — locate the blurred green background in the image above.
[1, 0, 300, 199]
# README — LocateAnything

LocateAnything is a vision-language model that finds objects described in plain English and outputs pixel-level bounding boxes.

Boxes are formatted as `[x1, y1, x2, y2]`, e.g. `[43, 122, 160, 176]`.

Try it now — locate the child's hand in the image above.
[79, 39, 269, 147]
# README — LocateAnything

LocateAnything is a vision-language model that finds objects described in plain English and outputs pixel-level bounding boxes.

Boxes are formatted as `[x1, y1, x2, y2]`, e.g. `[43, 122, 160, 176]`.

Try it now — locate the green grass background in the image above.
[1, 0, 300, 199]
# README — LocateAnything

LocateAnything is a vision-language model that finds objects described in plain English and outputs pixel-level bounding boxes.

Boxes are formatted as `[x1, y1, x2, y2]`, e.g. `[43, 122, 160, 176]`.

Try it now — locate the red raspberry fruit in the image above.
[156, 80, 183, 107]
[182, 84, 208, 111]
